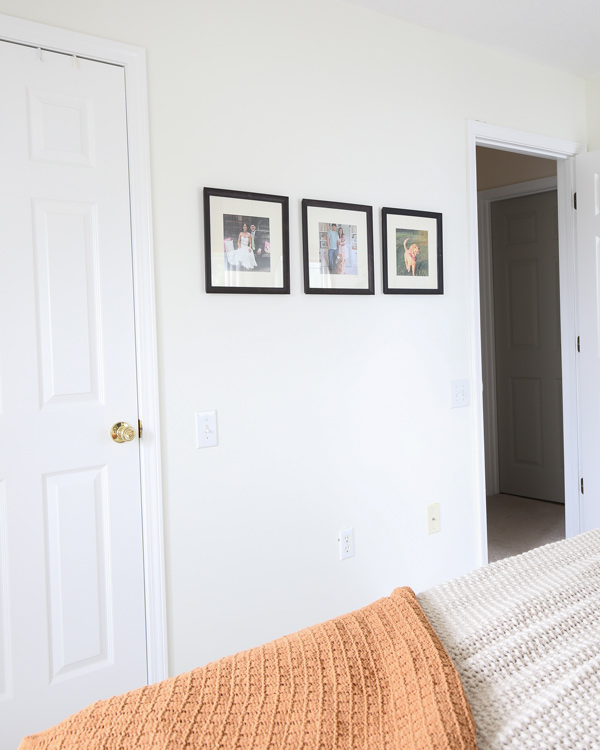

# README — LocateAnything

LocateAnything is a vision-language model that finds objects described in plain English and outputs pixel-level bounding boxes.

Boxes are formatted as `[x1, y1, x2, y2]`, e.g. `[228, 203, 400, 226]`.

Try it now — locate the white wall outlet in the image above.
[339, 528, 354, 560]
[450, 379, 471, 408]
[196, 410, 218, 448]
[427, 503, 441, 534]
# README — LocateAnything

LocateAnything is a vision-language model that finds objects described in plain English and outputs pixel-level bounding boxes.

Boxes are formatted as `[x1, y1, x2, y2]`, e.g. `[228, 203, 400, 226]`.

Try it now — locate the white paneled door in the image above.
[576, 151, 600, 532]
[492, 190, 565, 503]
[0, 41, 147, 748]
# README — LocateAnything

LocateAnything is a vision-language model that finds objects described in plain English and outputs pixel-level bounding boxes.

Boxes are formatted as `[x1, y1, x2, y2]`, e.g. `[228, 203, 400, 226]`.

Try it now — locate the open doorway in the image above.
[476, 146, 566, 562]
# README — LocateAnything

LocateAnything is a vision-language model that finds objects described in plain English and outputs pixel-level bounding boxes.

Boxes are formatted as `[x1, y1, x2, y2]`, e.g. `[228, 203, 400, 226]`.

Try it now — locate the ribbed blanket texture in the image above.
[418, 528, 600, 749]
[19, 587, 476, 749]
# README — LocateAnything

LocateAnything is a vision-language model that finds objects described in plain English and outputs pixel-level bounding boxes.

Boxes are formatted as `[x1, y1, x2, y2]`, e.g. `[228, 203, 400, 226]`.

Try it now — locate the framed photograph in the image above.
[204, 187, 290, 293]
[382, 207, 443, 294]
[302, 199, 374, 294]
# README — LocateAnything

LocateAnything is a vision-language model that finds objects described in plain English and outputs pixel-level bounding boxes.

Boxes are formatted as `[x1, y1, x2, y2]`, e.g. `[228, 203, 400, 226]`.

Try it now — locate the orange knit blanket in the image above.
[19, 587, 476, 749]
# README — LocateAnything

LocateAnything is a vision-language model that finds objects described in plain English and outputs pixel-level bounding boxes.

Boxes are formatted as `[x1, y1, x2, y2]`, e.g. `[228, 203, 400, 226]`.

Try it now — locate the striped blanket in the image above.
[419, 528, 600, 749]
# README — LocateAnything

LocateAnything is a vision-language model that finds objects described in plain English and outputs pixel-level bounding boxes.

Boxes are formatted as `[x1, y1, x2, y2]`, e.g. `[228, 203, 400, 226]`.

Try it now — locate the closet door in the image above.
[0, 40, 147, 748]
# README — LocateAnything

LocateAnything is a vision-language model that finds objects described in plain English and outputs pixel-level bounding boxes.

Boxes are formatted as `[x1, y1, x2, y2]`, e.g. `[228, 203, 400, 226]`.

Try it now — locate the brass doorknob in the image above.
[111, 422, 136, 443]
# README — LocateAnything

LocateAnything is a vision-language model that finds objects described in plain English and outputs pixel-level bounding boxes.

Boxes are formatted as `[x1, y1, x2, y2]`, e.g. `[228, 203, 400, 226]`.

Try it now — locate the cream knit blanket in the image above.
[418, 528, 600, 749]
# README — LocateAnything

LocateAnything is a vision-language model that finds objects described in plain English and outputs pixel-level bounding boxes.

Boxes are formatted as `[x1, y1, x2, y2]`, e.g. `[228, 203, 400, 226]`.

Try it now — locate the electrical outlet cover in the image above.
[339, 527, 354, 560]
[450, 379, 471, 409]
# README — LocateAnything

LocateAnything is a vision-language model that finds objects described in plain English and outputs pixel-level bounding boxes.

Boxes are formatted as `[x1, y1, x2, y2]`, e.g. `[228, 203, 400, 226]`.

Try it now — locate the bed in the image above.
[418, 527, 600, 749]
[18, 529, 600, 749]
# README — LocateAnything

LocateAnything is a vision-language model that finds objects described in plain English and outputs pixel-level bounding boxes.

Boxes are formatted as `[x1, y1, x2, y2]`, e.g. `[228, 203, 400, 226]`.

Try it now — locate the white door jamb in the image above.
[0, 14, 167, 683]
[467, 121, 584, 566]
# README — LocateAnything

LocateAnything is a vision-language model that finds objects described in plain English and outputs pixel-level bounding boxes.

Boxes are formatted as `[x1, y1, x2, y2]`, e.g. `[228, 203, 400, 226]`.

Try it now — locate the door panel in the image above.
[509, 376, 543, 466]
[45, 467, 110, 681]
[27, 87, 95, 167]
[0, 41, 147, 748]
[506, 258, 540, 348]
[493, 190, 565, 502]
[33, 200, 101, 404]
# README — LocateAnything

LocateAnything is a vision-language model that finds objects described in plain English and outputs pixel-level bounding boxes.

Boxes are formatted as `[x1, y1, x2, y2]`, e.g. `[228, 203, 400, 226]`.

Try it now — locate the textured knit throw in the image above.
[19, 587, 476, 750]
[418, 528, 600, 749]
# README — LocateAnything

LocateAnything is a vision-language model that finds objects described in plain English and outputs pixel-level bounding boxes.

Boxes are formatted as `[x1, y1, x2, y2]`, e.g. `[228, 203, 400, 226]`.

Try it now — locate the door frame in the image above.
[0, 15, 167, 683]
[467, 121, 585, 565]
[478, 176, 558, 497]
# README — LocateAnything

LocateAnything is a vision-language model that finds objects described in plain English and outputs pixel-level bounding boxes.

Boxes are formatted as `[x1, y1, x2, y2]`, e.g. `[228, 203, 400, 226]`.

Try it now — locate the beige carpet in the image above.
[486, 493, 565, 563]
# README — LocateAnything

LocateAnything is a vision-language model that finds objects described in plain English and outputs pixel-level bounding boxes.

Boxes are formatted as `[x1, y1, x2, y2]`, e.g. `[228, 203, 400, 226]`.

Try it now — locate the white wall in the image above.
[0, 0, 588, 676]
[586, 75, 600, 151]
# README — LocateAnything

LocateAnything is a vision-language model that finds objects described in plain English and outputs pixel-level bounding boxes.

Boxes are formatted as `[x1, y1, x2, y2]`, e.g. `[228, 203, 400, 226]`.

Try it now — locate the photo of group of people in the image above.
[396, 228, 429, 277]
[223, 214, 271, 273]
[318, 222, 358, 275]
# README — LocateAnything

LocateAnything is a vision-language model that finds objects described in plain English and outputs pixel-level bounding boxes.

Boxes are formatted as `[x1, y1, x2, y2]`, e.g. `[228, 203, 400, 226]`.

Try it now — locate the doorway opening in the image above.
[476, 146, 566, 562]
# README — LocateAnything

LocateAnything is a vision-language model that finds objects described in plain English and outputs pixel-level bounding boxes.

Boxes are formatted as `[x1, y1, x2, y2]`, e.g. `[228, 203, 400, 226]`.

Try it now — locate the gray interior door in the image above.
[492, 190, 565, 503]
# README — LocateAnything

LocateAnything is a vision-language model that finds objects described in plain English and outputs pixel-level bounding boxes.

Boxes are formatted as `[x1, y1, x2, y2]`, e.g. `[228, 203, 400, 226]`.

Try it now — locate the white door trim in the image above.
[0, 14, 167, 683]
[467, 120, 585, 566]
[478, 176, 558, 497]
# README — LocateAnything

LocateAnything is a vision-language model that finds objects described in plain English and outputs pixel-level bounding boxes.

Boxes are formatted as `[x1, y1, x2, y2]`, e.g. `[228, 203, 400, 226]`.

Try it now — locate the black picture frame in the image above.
[382, 207, 443, 295]
[302, 199, 374, 294]
[204, 187, 290, 294]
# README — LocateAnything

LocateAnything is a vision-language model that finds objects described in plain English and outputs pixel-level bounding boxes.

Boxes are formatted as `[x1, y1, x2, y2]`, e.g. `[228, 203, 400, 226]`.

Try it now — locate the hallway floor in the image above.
[486, 493, 565, 563]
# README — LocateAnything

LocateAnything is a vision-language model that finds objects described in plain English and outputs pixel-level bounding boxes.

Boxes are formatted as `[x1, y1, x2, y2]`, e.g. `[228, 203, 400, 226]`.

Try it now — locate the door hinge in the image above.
[577, 335, 581, 352]
[138, 419, 143, 438]
[574, 192, 577, 210]
[581, 478, 584, 494]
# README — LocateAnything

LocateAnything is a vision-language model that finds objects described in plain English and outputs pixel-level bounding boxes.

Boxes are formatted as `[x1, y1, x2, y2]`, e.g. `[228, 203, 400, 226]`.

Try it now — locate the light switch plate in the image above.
[427, 503, 441, 534]
[196, 410, 217, 448]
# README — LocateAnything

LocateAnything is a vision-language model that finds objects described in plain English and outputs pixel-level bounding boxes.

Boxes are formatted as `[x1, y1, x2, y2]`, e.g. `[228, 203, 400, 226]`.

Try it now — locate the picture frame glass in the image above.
[207, 194, 286, 291]
[305, 205, 371, 291]
[385, 212, 440, 291]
